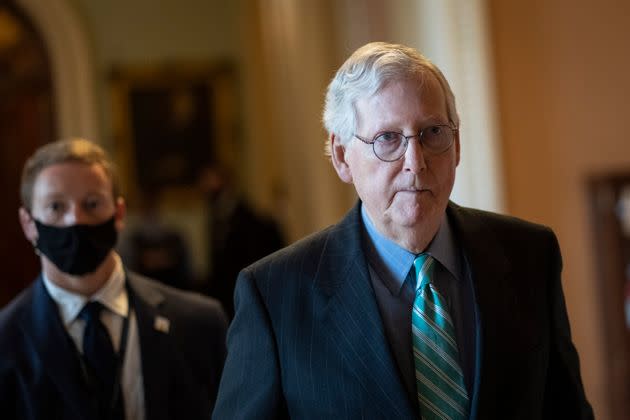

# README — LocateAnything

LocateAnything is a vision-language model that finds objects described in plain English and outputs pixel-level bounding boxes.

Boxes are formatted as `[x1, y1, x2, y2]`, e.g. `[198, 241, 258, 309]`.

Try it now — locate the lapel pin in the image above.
[154, 316, 170, 333]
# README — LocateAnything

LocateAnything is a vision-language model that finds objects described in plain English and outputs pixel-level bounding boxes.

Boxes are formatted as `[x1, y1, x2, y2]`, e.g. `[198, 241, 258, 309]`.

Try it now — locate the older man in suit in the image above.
[0, 138, 227, 420]
[212, 42, 593, 419]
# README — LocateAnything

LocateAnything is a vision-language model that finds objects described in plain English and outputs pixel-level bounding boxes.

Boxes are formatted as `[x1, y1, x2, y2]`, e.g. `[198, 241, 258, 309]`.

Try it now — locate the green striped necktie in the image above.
[412, 254, 469, 420]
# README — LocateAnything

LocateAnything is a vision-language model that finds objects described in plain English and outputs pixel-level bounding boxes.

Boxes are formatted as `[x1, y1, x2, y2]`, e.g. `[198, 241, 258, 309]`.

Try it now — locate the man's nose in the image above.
[403, 135, 427, 173]
[63, 204, 88, 226]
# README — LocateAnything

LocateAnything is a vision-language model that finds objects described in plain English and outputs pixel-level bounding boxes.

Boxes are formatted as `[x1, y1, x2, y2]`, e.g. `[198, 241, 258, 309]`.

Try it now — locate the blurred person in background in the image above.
[0, 138, 227, 420]
[118, 187, 195, 291]
[198, 164, 285, 318]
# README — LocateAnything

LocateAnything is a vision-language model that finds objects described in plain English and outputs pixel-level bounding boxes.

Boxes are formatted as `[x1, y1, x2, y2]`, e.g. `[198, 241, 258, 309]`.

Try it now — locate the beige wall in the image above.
[489, 0, 630, 418]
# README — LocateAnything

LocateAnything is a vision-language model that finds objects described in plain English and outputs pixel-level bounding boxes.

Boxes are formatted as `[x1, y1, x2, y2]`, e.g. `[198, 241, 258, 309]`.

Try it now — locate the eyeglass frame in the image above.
[353, 124, 459, 162]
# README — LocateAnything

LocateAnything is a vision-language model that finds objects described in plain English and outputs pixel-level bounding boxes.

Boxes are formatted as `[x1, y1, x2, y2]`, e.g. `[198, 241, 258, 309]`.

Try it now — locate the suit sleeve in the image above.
[212, 268, 285, 419]
[0, 317, 23, 419]
[543, 231, 594, 419]
[0, 362, 17, 419]
[199, 299, 229, 414]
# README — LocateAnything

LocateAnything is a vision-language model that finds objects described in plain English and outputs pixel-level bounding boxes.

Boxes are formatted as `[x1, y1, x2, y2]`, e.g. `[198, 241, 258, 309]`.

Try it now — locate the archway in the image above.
[0, 1, 54, 304]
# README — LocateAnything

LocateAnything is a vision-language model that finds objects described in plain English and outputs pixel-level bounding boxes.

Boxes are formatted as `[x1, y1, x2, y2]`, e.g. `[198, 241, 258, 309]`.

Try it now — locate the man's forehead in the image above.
[360, 73, 441, 104]
[32, 162, 112, 195]
[37, 161, 107, 177]
[356, 76, 446, 120]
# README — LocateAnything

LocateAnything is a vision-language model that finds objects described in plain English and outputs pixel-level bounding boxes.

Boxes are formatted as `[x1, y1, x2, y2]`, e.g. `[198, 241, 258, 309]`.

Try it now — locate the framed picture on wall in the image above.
[109, 61, 239, 201]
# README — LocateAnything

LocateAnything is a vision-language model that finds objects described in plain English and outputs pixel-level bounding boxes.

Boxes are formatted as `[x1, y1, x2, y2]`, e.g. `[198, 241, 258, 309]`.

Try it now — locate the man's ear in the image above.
[114, 197, 126, 232]
[454, 130, 461, 167]
[330, 134, 353, 184]
[19, 207, 38, 245]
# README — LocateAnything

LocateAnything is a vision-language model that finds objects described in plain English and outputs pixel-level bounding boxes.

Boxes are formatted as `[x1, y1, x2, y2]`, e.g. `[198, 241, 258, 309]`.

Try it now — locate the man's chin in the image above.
[392, 202, 430, 223]
[392, 203, 445, 231]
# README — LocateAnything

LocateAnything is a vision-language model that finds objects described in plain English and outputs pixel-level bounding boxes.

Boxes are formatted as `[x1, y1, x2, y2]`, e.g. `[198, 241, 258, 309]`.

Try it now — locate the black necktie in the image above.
[79, 301, 124, 419]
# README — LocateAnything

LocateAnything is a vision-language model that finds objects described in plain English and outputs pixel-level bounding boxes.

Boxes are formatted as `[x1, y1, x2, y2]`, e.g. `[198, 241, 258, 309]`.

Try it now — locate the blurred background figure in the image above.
[198, 164, 285, 318]
[118, 188, 195, 291]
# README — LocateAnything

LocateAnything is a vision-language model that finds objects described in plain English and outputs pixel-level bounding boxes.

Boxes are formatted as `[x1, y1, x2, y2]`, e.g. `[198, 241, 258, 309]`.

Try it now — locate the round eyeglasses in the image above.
[354, 124, 458, 162]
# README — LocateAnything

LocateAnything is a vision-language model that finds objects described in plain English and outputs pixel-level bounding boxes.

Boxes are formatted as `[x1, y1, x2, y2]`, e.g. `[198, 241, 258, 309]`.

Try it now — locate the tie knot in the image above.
[413, 253, 434, 291]
[79, 301, 105, 323]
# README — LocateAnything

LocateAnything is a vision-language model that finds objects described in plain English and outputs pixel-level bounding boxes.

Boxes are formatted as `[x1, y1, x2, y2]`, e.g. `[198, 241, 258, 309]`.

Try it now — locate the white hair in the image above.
[322, 42, 459, 156]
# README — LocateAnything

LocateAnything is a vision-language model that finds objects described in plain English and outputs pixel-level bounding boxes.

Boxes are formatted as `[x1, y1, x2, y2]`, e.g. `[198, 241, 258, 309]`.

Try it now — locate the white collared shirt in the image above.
[43, 254, 145, 420]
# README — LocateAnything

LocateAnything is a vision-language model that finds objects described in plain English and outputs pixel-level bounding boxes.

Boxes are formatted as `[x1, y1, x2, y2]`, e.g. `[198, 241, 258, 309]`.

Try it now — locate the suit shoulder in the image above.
[0, 285, 35, 330]
[449, 204, 556, 239]
[128, 273, 227, 326]
[448, 204, 562, 274]
[0, 285, 36, 356]
[247, 224, 335, 270]
[223, 224, 338, 306]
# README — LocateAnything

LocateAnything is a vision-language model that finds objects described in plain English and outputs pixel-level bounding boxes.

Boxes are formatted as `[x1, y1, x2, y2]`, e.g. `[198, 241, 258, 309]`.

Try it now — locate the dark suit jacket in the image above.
[0, 271, 228, 420]
[212, 202, 593, 419]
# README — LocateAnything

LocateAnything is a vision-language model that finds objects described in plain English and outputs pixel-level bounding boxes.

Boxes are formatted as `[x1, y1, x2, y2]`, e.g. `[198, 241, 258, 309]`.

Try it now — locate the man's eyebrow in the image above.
[85, 190, 113, 199]
[422, 115, 448, 124]
[39, 192, 64, 201]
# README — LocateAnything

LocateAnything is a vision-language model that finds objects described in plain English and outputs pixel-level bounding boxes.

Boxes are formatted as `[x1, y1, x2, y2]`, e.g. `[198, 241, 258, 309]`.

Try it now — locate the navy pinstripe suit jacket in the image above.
[213, 202, 593, 419]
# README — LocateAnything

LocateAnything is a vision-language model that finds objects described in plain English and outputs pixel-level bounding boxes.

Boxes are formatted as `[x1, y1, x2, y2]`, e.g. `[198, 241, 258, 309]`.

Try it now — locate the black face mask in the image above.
[34, 217, 118, 276]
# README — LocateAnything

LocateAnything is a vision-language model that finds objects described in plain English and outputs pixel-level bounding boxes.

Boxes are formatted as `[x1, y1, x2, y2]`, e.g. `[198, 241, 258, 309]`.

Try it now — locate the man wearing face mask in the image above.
[0, 138, 228, 420]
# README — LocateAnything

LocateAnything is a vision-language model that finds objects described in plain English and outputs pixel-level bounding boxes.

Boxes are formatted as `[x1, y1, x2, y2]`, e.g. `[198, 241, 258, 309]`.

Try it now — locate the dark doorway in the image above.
[588, 172, 630, 420]
[0, 1, 55, 306]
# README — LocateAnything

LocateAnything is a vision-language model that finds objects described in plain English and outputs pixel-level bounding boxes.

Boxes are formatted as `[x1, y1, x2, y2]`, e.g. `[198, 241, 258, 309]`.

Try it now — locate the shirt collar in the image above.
[427, 211, 460, 282]
[42, 253, 128, 327]
[361, 204, 460, 294]
[361, 205, 415, 295]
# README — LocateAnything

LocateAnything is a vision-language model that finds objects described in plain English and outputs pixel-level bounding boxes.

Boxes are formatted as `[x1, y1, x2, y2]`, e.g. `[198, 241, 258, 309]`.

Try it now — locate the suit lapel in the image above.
[447, 202, 512, 419]
[21, 277, 94, 419]
[127, 274, 171, 420]
[315, 203, 415, 418]
[447, 203, 511, 320]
